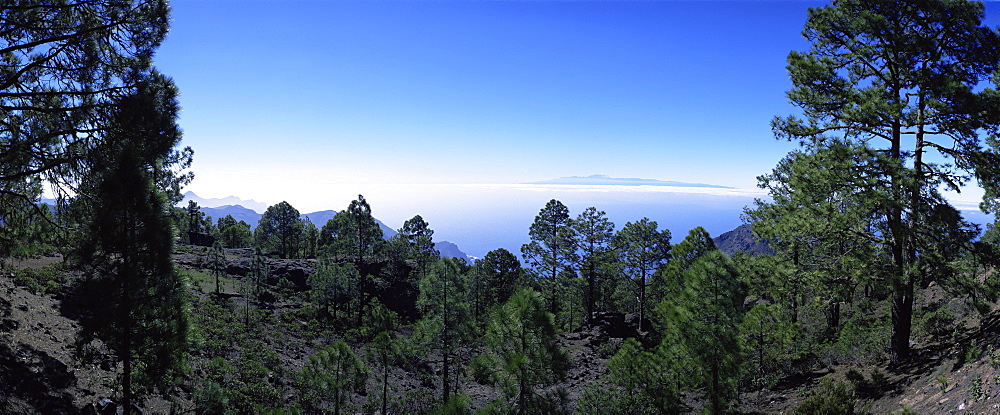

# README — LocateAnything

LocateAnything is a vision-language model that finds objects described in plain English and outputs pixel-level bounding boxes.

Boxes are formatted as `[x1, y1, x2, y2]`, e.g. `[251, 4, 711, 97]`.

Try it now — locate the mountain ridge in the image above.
[713, 223, 773, 256]
[181, 191, 268, 213]
[195, 204, 471, 261]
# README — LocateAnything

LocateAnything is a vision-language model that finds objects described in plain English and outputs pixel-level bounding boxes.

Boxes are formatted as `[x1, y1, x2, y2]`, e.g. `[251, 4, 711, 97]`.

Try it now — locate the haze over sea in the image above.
[159, 0, 999, 258]
[189, 179, 988, 260]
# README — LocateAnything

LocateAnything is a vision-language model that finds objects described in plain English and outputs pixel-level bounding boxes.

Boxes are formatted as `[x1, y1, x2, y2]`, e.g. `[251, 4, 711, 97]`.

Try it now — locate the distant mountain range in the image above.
[526, 174, 731, 188]
[182, 191, 268, 213]
[193, 199, 472, 262]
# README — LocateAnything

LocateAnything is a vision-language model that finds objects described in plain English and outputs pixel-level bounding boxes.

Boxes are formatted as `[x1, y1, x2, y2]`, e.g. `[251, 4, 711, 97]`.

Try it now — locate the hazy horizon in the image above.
[184, 180, 990, 259]
[156, 0, 1000, 257]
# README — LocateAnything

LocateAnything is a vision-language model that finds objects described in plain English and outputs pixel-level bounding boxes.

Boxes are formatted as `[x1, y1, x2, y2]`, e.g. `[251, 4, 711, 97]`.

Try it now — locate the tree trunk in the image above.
[826, 300, 840, 335]
[122, 223, 134, 415]
[888, 106, 911, 365]
[890, 280, 914, 363]
[638, 273, 646, 331]
[891, 91, 927, 365]
[122, 295, 133, 415]
[442, 275, 450, 403]
[381, 360, 389, 415]
[586, 263, 595, 325]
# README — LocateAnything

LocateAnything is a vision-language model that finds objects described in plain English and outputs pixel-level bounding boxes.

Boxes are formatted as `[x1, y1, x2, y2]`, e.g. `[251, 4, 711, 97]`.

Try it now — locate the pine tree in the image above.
[255, 201, 303, 258]
[397, 214, 440, 280]
[298, 341, 367, 415]
[471, 248, 524, 325]
[660, 250, 744, 414]
[475, 288, 568, 413]
[521, 199, 578, 318]
[571, 207, 615, 324]
[578, 338, 680, 415]
[319, 195, 383, 326]
[416, 258, 473, 403]
[1, 0, 186, 234]
[73, 74, 190, 414]
[217, 215, 252, 248]
[769, 0, 1000, 363]
[207, 242, 227, 294]
[613, 218, 670, 330]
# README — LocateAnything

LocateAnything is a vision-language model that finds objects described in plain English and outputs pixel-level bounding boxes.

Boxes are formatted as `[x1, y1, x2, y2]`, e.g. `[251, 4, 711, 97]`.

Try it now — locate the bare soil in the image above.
[5, 251, 1000, 414]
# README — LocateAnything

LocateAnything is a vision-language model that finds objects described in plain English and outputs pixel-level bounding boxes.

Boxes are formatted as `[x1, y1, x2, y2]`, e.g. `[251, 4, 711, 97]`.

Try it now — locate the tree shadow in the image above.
[0, 341, 79, 413]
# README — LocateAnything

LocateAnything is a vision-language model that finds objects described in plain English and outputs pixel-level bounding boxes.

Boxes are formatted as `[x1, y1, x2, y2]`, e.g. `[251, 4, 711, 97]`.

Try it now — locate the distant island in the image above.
[526, 174, 732, 188]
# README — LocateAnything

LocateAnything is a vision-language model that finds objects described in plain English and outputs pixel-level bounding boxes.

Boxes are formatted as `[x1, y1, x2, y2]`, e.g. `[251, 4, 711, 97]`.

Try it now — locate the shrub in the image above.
[831, 320, 888, 365]
[794, 378, 858, 415]
[193, 380, 232, 415]
[12, 263, 64, 294]
[918, 306, 954, 337]
[429, 392, 471, 415]
[469, 354, 495, 385]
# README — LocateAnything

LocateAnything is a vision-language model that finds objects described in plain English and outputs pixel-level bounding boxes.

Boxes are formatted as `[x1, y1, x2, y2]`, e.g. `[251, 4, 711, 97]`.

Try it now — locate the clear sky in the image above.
[154, 0, 1000, 257]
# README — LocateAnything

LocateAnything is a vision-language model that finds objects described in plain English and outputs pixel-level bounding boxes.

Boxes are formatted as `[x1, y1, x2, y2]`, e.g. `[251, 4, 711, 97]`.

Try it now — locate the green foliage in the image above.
[613, 218, 670, 330]
[71, 75, 191, 409]
[765, 0, 1000, 364]
[207, 243, 226, 294]
[579, 338, 680, 414]
[319, 195, 383, 264]
[741, 302, 799, 389]
[571, 207, 616, 324]
[12, 263, 65, 295]
[428, 392, 471, 415]
[318, 195, 383, 327]
[917, 305, 955, 338]
[970, 375, 986, 401]
[307, 261, 358, 322]
[396, 215, 440, 279]
[829, 320, 889, 366]
[658, 227, 716, 314]
[200, 341, 284, 415]
[521, 199, 577, 318]
[255, 201, 304, 258]
[1, 0, 186, 258]
[989, 345, 1000, 369]
[936, 373, 949, 392]
[0, 190, 59, 260]
[190, 296, 242, 356]
[217, 215, 253, 248]
[193, 379, 232, 415]
[659, 248, 743, 414]
[475, 288, 568, 414]
[298, 341, 367, 415]
[470, 248, 524, 325]
[301, 217, 319, 258]
[845, 368, 889, 397]
[416, 258, 473, 403]
[794, 378, 859, 415]
[242, 249, 271, 326]
[365, 301, 402, 415]
[184, 201, 213, 241]
[959, 339, 983, 367]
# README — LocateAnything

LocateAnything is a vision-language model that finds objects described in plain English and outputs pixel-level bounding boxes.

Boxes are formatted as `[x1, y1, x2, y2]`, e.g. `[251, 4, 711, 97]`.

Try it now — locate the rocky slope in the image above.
[4, 250, 1000, 413]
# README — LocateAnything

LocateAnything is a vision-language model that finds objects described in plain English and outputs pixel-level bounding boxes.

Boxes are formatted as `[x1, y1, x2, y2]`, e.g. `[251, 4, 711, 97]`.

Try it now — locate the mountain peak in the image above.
[182, 191, 268, 213]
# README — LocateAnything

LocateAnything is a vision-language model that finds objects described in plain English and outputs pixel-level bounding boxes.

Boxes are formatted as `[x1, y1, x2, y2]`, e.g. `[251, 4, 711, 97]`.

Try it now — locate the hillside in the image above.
[197, 204, 471, 260]
[714, 223, 774, 256]
[5, 249, 1000, 413]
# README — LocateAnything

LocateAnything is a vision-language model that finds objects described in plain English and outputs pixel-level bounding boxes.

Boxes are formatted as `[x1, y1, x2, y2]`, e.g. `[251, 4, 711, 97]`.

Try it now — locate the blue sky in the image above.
[155, 1, 999, 257]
